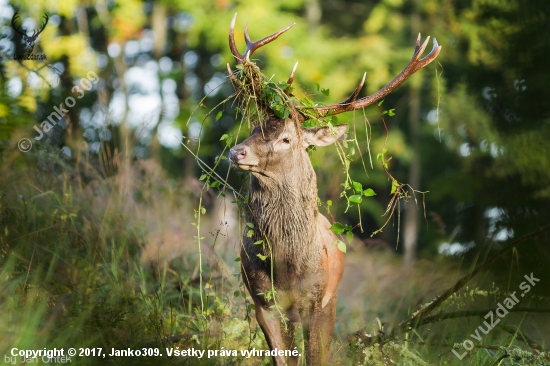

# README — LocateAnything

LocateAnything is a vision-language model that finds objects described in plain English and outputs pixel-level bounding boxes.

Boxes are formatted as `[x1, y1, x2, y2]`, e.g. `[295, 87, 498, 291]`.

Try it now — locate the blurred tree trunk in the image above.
[306, 0, 321, 32]
[59, 15, 81, 151]
[149, 3, 168, 162]
[152, 4, 167, 59]
[404, 1, 421, 266]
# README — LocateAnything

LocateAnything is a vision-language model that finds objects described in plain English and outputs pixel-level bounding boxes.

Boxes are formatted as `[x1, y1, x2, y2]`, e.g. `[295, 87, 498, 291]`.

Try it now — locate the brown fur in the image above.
[230, 116, 346, 365]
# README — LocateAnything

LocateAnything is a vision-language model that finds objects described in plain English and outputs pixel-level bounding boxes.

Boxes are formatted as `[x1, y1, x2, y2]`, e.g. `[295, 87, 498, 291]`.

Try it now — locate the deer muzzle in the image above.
[229, 146, 246, 160]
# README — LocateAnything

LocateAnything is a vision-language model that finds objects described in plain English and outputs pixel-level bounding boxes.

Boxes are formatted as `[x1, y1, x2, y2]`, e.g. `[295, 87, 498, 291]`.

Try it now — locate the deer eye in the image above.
[282, 138, 290, 144]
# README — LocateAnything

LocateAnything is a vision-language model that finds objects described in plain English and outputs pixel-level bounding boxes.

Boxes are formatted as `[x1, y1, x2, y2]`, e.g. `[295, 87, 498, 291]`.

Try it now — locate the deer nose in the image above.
[229, 147, 247, 163]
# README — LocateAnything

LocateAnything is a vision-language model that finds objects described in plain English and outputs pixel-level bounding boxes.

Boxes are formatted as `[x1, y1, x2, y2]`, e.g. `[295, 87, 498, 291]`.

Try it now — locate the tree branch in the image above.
[395, 223, 550, 333]
[416, 308, 550, 328]
[499, 325, 544, 352]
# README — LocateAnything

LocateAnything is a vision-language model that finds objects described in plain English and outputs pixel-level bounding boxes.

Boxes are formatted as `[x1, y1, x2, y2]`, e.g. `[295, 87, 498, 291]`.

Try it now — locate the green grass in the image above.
[0, 147, 548, 365]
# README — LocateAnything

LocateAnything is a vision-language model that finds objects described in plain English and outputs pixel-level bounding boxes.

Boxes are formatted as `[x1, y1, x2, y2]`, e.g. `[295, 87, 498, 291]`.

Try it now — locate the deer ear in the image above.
[302, 124, 347, 148]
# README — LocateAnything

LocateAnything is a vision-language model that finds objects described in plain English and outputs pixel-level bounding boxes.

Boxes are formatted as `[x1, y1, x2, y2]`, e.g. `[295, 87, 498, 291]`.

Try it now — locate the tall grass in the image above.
[1, 144, 548, 365]
[0, 146, 260, 365]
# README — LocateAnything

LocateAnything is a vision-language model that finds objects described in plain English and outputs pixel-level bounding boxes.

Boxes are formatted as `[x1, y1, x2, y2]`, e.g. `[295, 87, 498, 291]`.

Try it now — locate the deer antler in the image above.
[284, 62, 298, 95]
[38, 13, 49, 34]
[27, 13, 49, 41]
[11, 11, 27, 37]
[229, 13, 295, 64]
[312, 34, 441, 117]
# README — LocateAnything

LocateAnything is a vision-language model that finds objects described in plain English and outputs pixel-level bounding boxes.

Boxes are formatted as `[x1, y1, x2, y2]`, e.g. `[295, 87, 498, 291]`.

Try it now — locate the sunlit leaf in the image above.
[364, 188, 376, 197]
[330, 222, 345, 234]
[337, 241, 347, 253]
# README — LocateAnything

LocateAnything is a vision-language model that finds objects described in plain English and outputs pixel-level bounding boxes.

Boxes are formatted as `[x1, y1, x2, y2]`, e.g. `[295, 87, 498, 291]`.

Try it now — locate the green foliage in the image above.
[2, 0, 550, 363]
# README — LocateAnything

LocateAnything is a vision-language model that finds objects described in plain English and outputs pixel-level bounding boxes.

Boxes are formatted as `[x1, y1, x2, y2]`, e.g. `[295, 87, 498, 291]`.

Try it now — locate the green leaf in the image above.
[199, 174, 207, 181]
[382, 148, 387, 154]
[315, 82, 320, 92]
[349, 195, 363, 204]
[388, 109, 396, 116]
[364, 188, 376, 197]
[376, 153, 382, 161]
[330, 222, 345, 235]
[234, 257, 241, 262]
[391, 180, 399, 194]
[210, 181, 220, 188]
[321, 88, 330, 96]
[246, 222, 255, 228]
[257, 254, 267, 261]
[220, 134, 229, 141]
[346, 231, 354, 244]
[377, 99, 385, 106]
[246, 229, 254, 238]
[352, 181, 363, 193]
[337, 241, 347, 253]
[234, 290, 240, 297]
[327, 200, 332, 207]
[253, 240, 264, 247]
[216, 111, 223, 121]
[278, 81, 290, 89]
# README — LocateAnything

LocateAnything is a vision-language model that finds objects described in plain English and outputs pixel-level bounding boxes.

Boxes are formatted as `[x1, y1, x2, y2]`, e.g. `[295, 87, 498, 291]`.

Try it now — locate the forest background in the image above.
[1, 0, 549, 364]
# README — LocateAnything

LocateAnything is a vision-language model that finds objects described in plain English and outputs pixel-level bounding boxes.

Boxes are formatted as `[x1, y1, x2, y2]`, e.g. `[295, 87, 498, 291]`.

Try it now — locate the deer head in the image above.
[11, 11, 49, 53]
[229, 115, 347, 180]
[227, 12, 441, 178]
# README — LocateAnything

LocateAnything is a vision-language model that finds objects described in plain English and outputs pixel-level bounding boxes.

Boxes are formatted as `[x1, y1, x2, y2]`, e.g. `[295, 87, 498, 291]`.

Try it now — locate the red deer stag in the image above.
[227, 13, 440, 365]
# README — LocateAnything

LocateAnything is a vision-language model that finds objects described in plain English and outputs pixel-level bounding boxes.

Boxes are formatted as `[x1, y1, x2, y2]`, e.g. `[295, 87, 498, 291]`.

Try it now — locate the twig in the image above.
[416, 308, 550, 328]
[409, 340, 500, 351]
[396, 223, 550, 333]
[499, 325, 544, 352]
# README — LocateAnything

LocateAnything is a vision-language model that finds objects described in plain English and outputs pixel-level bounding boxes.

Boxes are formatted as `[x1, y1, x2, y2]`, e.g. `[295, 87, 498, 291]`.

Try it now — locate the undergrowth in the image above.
[0, 57, 548, 366]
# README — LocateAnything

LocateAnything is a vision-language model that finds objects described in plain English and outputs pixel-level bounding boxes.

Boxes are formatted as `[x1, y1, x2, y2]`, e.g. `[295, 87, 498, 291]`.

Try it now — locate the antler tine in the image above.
[313, 37, 441, 117]
[244, 22, 252, 45]
[11, 11, 26, 36]
[415, 38, 440, 70]
[414, 33, 421, 54]
[285, 62, 298, 95]
[243, 22, 295, 62]
[40, 13, 49, 31]
[228, 13, 242, 62]
[412, 34, 430, 62]
[226, 63, 241, 86]
[340, 72, 366, 104]
[228, 13, 296, 63]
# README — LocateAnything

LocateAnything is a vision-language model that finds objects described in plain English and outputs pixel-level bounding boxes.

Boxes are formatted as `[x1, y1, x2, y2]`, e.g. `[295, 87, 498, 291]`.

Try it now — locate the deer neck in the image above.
[246, 156, 320, 276]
